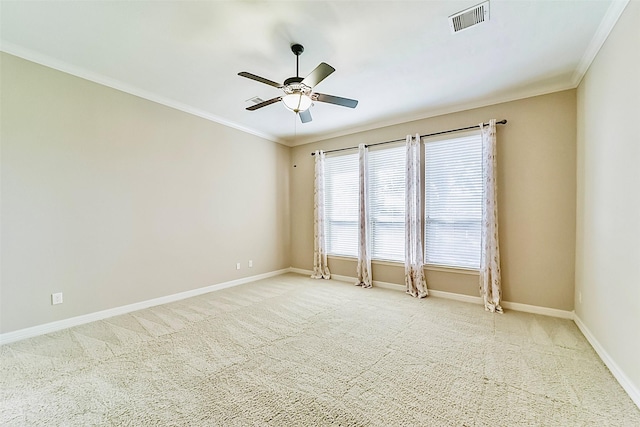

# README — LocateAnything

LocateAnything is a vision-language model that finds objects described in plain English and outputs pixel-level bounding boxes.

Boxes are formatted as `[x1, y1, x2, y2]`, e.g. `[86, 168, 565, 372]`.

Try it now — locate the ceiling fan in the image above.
[238, 44, 358, 123]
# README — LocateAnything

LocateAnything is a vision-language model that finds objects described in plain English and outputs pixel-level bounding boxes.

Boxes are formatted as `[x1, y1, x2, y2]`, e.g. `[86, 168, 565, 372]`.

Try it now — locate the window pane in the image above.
[324, 153, 359, 257]
[425, 134, 482, 269]
[369, 145, 405, 262]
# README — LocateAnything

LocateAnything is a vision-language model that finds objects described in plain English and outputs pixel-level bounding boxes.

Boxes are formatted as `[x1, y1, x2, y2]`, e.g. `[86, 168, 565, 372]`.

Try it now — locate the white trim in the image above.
[0, 268, 290, 345]
[425, 265, 479, 276]
[296, 269, 572, 318]
[371, 259, 402, 268]
[574, 314, 640, 409]
[371, 279, 576, 317]
[329, 273, 356, 284]
[500, 301, 574, 320]
[371, 279, 404, 291]
[288, 267, 313, 276]
[327, 255, 358, 263]
[371, 279, 485, 304]
[0, 42, 285, 146]
[571, 0, 630, 87]
[291, 82, 572, 146]
[427, 289, 483, 305]
[328, 255, 405, 268]
[328, 255, 479, 276]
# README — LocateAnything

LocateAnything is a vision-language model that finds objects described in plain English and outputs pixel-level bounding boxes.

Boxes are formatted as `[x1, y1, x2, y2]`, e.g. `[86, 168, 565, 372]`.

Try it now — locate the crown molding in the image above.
[290, 81, 574, 146]
[0, 41, 287, 146]
[571, 0, 630, 87]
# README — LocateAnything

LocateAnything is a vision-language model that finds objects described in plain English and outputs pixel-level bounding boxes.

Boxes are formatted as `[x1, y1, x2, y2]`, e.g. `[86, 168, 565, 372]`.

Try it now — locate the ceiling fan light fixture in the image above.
[282, 92, 313, 113]
[238, 43, 358, 123]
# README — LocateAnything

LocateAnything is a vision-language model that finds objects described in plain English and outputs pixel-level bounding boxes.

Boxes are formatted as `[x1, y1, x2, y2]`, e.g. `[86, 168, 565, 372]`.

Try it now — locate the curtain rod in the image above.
[310, 119, 507, 156]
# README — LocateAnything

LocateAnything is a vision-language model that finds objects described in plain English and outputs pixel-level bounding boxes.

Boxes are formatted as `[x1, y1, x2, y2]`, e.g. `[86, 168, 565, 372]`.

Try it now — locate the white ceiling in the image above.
[0, 1, 626, 146]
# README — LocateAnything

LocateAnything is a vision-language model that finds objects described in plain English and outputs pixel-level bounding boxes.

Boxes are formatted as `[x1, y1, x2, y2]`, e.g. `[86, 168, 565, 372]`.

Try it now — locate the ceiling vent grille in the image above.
[449, 1, 490, 33]
[246, 96, 264, 105]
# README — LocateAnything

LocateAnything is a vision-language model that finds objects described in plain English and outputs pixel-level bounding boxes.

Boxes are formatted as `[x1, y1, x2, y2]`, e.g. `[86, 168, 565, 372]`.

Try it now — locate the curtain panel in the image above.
[405, 134, 428, 298]
[355, 144, 372, 288]
[312, 150, 331, 279]
[479, 120, 503, 312]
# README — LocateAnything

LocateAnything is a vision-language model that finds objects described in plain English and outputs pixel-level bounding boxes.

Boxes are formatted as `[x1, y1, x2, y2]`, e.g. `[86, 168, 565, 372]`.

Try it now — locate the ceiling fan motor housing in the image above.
[283, 78, 311, 95]
[284, 76, 304, 86]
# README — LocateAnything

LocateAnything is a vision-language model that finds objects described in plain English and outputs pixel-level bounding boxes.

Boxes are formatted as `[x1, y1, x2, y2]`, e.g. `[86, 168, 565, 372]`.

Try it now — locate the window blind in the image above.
[324, 153, 359, 257]
[368, 145, 406, 262]
[424, 134, 482, 269]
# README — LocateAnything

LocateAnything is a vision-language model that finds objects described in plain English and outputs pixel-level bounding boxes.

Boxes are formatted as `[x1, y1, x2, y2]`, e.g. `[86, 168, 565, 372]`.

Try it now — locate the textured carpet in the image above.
[1, 273, 638, 426]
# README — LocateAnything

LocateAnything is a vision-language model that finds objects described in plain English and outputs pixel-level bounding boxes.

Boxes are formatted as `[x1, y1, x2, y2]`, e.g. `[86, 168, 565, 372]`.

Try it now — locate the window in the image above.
[324, 133, 482, 270]
[424, 133, 482, 269]
[324, 146, 405, 261]
[368, 145, 405, 262]
[324, 153, 358, 257]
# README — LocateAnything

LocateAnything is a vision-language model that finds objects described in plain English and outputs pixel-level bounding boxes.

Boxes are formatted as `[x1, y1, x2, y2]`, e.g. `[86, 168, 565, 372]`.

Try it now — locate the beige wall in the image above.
[0, 53, 290, 333]
[576, 1, 640, 397]
[0, 52, 578, 334]
[291, 90, 577, 310]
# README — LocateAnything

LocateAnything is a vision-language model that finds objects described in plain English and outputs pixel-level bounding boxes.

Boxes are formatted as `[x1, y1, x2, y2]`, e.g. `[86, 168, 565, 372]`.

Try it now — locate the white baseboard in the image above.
[574, 314, 640, 409]
[427, 289, 484, 305]
[500, 301, 575, 319]
[373, 278, 485, 305]
[288, 267, 313, 276]
[293, 268, 573, 318]
[0, 268, 291, 345]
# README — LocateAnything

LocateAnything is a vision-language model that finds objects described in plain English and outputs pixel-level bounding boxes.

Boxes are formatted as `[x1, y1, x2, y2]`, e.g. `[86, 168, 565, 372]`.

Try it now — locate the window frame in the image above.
[324, 152, 359, 258]
[423, 130, 483, 270]
[322, 129, 483, 272]
[367, 143, 406, 263]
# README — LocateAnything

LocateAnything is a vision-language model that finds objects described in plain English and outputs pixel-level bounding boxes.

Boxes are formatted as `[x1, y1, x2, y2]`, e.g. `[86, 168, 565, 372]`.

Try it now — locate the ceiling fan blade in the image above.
[246, 97, 282, 111]
[238, 72, 282, 88]
[301, 63, 335, 88]
[314, 93, 358, 108]
[299, 109, 312, 123]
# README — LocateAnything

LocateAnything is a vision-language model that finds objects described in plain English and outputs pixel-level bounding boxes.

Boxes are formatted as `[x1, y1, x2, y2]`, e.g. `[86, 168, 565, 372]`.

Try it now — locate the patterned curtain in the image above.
[355, 144, 372, 288]
[311, 150, 331, 279]
[479, 120, 502, 312]
[405, 134, 428, 298]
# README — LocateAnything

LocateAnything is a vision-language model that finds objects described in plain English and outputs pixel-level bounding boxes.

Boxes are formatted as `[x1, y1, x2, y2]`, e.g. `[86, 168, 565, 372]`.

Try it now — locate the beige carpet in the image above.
[1, 273, 638, 426]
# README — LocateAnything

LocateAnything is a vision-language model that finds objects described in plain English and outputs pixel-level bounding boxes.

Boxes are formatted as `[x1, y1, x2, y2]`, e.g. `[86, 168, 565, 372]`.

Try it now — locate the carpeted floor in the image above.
[1, 273, 638, 426]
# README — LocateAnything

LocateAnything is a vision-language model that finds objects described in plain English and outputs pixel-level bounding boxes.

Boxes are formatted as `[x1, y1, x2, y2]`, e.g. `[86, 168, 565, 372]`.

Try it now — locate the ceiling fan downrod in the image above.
[291, 44, 304, 78]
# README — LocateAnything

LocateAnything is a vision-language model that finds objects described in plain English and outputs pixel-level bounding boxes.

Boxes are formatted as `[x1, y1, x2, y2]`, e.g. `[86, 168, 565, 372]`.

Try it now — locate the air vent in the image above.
[449, 1, 490, 33]
[246, 96, 264, 104]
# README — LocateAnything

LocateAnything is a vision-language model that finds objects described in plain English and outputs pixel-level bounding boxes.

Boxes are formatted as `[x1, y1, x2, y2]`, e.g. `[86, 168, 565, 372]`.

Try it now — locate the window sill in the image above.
[327, 255, 479, 276]
[328, 255, 402, 267]
[424, 264, 480, 276]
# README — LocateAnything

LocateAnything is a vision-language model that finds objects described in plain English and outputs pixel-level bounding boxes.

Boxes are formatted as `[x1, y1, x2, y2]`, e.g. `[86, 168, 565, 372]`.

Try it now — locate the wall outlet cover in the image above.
[52, 293, 63, 305]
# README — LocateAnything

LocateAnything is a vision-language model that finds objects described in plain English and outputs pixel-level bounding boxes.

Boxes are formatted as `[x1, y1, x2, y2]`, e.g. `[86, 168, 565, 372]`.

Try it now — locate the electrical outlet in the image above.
[52, 292, 63, 305]
[248, 260, 253, 268]
[578, 292, 582, 304]
[236, 262, 241, 270]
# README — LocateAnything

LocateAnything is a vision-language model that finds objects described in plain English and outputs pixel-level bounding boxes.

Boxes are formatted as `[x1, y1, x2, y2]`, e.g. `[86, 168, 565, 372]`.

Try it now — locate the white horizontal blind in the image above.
[369, 145, 406, 262]
[424, 134, 482, 269]
[324, 153, 359, 257]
